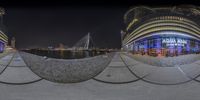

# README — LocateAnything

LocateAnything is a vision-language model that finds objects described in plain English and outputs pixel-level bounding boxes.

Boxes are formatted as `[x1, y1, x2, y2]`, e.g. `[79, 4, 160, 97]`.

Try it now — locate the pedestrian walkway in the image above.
[0, 52, 42, 85]
[1, 52, 200, 100]
[94, 52, 139, 83]
[0, 53, 15, 74]
[124, 53, 200, 85]
[94, 52, 200, 85]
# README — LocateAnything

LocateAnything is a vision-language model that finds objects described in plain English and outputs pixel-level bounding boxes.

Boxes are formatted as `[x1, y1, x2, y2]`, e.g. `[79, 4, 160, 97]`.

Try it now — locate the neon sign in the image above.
[162, 38, 187, 46]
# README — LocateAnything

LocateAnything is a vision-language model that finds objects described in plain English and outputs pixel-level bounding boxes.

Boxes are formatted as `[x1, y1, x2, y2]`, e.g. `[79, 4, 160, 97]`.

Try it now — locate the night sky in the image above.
[0, 0, 199, 49]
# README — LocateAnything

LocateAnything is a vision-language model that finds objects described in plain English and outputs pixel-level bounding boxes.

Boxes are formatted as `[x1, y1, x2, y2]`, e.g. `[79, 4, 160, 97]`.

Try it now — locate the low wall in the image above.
[19, 52, 114, 83]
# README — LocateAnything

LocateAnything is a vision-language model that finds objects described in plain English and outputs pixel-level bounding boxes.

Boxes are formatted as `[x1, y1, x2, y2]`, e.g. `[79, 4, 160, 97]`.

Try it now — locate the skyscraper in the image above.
[11, 37, 15, 48]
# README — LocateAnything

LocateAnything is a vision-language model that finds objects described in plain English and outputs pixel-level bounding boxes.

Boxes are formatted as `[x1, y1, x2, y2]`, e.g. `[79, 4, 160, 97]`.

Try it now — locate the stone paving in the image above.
[123, 53, 200, 84]
[0, 51, 200, 100]
[0, 52, 42, 84]
[94, 52, 198, 85]
[1, 78, 200, 100]
[8, 53, 27, 67]
[131, 54, 200, 67]
[94, 52, 138, 83]
[19, 52, 113, 83]
[0, 53, 15, 73]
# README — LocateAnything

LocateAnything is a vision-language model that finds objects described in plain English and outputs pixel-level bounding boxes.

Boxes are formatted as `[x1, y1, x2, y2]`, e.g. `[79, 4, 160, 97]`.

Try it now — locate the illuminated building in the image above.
[59, 43, 64, 49]
[11, 37, 15, 48]
[122, 5, 200, 57]
[0, 8, 8, 52]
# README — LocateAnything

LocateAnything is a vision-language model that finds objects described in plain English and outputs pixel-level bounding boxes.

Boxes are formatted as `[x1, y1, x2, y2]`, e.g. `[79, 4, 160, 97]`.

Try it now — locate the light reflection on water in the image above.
[22, 49, 110, 59]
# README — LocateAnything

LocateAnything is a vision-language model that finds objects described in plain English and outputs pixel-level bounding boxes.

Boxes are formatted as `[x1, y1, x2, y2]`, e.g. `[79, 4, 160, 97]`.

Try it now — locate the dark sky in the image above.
[0, 0, 200, 49]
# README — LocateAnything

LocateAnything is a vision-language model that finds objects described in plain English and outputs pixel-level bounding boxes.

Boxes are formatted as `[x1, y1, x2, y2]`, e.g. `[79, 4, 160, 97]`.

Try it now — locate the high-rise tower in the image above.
[11, 37, 15, 48]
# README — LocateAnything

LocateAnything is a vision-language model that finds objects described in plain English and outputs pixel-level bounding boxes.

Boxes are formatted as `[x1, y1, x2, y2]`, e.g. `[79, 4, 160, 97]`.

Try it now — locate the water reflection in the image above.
[22, 49, 110, 59]
[59, 50, 64, 59]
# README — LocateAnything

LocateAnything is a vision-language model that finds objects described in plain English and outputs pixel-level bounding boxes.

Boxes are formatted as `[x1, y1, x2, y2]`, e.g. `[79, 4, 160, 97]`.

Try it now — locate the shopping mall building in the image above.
[122, 5, 200, 57]
[0, 8, 8, 52]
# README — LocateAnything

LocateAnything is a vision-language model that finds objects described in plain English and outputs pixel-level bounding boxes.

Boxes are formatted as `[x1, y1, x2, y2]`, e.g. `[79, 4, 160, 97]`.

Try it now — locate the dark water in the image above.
[22, 49, 110, 59]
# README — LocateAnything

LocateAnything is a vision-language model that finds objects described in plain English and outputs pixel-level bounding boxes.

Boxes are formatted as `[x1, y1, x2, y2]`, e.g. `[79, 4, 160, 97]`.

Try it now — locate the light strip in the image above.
[124, 19, 200, 42]
[124, 26, 200, 45]
[134, 31, 200, 42]
[124, 22, 200, 43]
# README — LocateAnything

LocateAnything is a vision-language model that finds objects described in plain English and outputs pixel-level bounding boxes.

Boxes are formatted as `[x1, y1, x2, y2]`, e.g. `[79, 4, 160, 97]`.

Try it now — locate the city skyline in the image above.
[0, 0, 200, 49]
[0, 1, 200, 100]
[3, 7, 126, 49]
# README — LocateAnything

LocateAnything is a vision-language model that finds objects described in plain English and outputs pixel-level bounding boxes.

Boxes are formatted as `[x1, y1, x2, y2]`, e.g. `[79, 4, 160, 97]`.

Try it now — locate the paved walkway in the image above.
[94, 52, 200, 85]
[94, 52, 138, 83]
[0, 52, 42, 84]
[0, 53, 15, 73]
[1, 78, 200, 100]
[0, 52, 200, 100]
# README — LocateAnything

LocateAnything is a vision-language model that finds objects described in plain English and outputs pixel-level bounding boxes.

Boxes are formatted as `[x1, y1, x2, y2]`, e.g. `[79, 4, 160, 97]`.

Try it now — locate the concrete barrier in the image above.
[19, 52, 113, 83]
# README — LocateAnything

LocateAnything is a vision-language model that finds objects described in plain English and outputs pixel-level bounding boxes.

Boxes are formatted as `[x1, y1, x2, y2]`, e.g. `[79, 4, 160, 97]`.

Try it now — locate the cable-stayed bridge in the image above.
[72, 33, 95, 50]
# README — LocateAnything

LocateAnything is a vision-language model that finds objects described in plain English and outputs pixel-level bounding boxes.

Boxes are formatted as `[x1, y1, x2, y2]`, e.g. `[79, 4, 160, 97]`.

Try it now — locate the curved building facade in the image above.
[122, 5, 200, 57]
[0, 8, 8, 52]
[0, 31, 7, 52]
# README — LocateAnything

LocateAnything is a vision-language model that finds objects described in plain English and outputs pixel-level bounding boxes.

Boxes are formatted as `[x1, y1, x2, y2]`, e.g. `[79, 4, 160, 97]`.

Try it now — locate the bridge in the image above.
[72, 33, 95, 50]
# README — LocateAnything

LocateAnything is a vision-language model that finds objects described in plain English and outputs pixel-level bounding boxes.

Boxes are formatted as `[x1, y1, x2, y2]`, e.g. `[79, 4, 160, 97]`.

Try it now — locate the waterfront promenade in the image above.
[0, 51, 200, 100]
